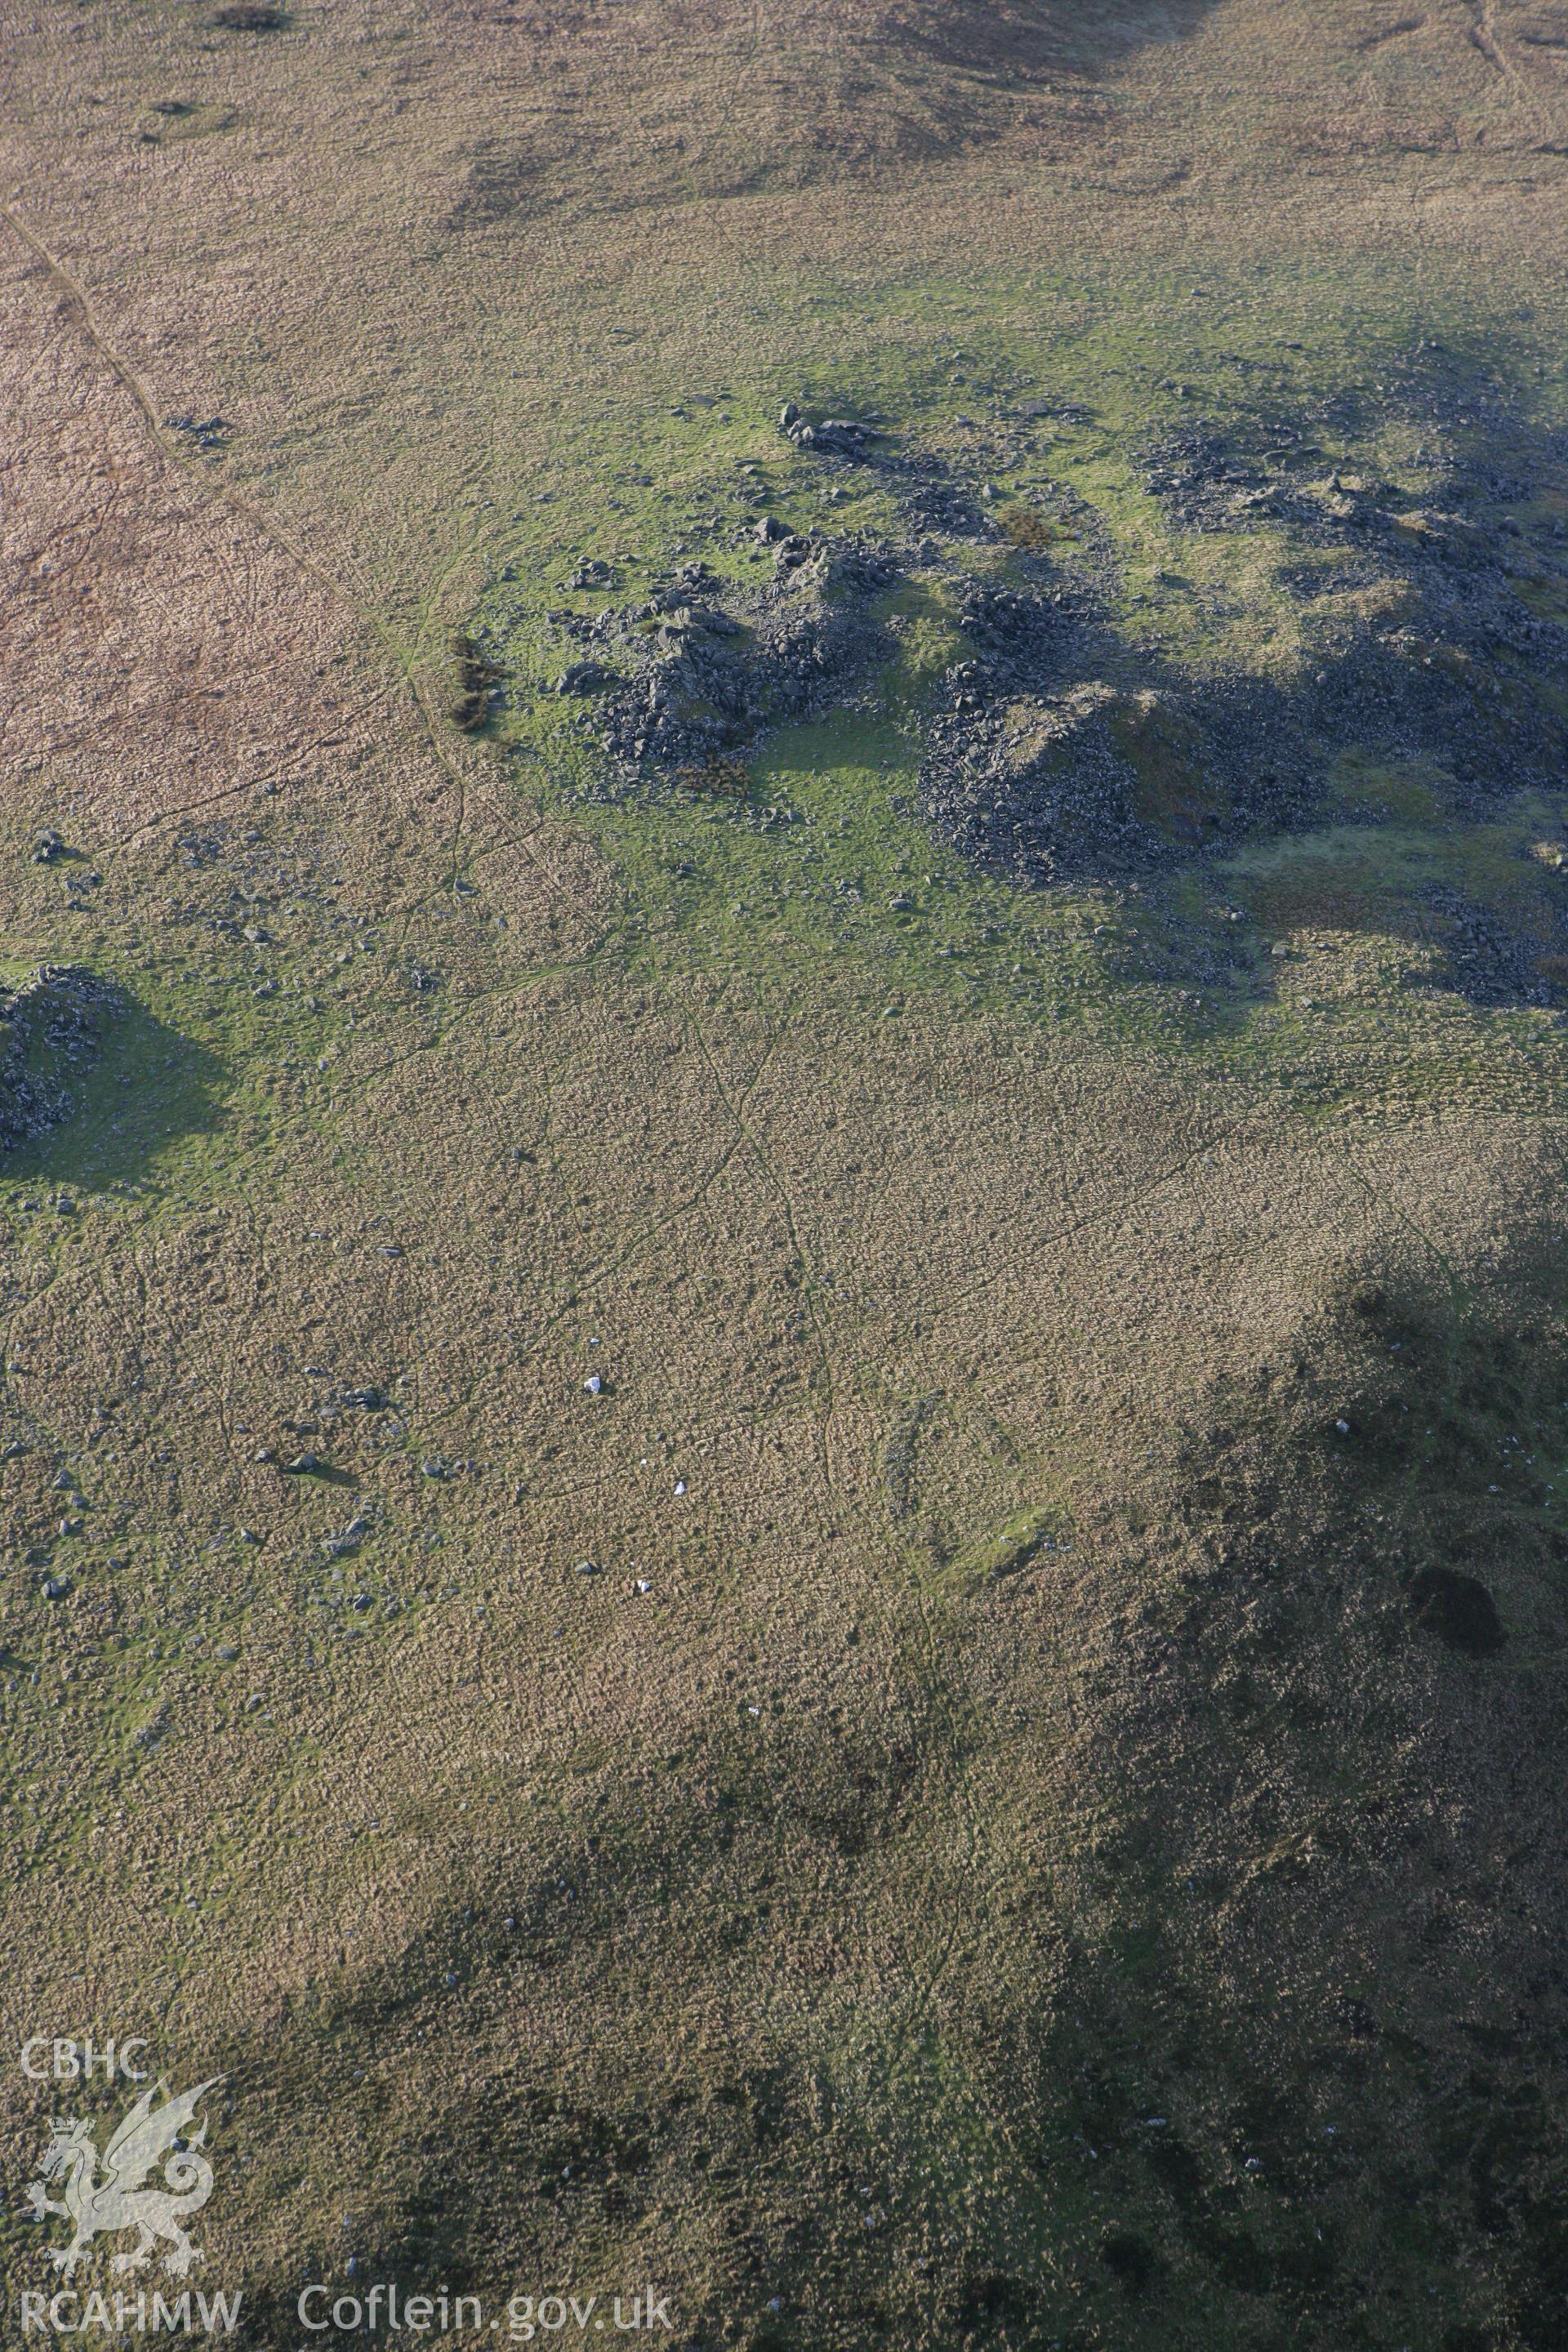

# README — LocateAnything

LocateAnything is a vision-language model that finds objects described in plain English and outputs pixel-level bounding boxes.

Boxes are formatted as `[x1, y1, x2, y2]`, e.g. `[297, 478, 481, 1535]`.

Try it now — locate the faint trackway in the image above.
[1468, 0, 1515, 81]
[686, 1004, 842, 1493]
[111, 692, 402, 845]
[1, 203, 385, 639]
[1466, 0, 1556, 143]
[0, 200, 569, 915]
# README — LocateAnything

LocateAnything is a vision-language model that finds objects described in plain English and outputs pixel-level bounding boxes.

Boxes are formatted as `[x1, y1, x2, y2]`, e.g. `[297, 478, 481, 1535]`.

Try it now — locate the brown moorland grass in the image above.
[3, 2, 1568, 2343]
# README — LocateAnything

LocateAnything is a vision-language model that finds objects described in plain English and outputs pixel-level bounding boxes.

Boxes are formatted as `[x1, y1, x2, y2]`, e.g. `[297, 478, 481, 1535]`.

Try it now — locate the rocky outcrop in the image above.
[550, 543, 896, 791]
[0, 964, 116, 1154]
[510, 385, 1568, 883]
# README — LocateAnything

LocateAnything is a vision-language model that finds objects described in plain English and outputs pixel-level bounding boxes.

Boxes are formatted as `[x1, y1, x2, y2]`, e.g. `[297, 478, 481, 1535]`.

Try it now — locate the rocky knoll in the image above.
[523, 387, 1568, 896]
[0, 964, 116, 1155]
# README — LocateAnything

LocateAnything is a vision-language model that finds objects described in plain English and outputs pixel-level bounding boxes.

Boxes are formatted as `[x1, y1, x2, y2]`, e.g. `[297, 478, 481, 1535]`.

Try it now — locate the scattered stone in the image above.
[581, 526, 893, 782]
[164, 412, 233, 448]
[1, 965, 118, 1156]
[557, 660, 617, 695]
[208, 3, 285, 29]
[813, 417, 878, 457]
[574, 1557, 599, 1576]
[774, 402, 880, 457]
[283, 1452, 323, 1475]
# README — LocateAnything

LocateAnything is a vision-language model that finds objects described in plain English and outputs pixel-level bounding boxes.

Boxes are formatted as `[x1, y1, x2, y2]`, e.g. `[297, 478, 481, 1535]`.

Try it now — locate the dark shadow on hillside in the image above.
[875, 0, 1222, 78]
[1056, 1252, 1568, 2347]
[0, 975, 224, 1193]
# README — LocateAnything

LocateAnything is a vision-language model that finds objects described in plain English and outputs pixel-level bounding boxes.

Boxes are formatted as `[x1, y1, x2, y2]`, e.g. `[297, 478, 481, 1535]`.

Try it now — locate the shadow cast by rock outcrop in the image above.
[1, 966, 224, 1189]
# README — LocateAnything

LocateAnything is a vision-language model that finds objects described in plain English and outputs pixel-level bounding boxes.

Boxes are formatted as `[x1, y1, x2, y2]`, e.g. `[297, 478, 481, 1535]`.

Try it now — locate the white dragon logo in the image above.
[24, 2078, 222, 2279]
